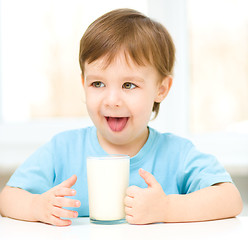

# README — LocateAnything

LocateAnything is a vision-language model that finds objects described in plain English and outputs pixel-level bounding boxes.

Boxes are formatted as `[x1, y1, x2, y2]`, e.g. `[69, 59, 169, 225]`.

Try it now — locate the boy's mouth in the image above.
[105, 116, 129, 132]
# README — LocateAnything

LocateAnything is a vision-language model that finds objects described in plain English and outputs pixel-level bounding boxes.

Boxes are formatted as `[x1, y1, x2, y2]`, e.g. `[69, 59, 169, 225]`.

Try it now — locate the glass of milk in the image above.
[87, 154, 130, 224]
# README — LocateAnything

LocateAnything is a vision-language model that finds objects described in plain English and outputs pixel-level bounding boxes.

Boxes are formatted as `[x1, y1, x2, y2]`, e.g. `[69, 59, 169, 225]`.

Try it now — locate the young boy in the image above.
[0, 8, 242, 226]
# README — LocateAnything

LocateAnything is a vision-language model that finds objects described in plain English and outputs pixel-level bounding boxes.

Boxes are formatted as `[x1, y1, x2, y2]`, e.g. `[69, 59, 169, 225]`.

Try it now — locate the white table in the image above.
[0, 216, 247, 240]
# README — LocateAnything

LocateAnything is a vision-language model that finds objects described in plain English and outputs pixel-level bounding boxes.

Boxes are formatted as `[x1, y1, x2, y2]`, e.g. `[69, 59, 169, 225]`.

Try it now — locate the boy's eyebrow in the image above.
[122, 76, 145, 83]
[85, 75, 145, 82]
[85, 75, 105, 81]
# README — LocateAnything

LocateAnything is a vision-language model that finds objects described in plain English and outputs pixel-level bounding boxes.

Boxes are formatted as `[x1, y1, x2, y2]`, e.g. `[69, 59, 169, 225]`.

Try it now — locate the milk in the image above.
[87, 155, 130, 224]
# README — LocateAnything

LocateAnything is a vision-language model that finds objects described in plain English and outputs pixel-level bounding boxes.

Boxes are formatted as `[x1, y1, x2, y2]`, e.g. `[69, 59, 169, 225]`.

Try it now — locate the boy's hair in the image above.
[79, 8, 175, 118]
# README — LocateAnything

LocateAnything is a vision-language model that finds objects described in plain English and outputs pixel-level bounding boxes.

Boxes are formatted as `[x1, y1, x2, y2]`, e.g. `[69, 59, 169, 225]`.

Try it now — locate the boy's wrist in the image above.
[31, 194, 41, 222]
[162, 194, 173, 222]
[162, 194, 186, 223]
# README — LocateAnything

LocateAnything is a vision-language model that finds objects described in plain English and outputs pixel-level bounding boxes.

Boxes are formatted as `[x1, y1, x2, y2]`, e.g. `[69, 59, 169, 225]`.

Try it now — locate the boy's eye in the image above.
[92, 81, 105, 88]
[122, 82, 136, 89]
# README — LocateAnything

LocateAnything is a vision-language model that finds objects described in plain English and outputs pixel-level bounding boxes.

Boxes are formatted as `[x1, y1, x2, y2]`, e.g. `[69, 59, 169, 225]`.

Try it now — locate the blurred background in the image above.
[0, 0, 247, 215]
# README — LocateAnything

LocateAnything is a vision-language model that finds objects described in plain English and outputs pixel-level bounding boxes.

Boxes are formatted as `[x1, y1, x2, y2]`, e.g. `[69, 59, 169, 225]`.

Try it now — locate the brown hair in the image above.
[79, 8, 175, 118]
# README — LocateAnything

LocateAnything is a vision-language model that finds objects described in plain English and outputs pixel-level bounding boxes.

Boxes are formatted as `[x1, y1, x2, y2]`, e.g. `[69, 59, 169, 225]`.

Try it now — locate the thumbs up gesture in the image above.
[124, 169, 167, 224]
[32, 175, 81, 226]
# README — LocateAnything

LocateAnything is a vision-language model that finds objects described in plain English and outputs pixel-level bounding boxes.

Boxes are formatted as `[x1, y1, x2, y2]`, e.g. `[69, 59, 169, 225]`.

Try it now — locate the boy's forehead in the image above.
[85, 51, 149, 71]
[84, 53, 161, 83]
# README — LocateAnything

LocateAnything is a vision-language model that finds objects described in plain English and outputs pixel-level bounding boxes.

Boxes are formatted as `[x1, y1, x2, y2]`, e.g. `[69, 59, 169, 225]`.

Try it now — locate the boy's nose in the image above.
[104, 89, 123, 108]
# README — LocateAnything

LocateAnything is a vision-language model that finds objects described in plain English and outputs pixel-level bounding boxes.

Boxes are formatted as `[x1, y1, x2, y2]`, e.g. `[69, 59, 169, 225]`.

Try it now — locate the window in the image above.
[186, 0, 248, 174]
[188, 0, 248, 134]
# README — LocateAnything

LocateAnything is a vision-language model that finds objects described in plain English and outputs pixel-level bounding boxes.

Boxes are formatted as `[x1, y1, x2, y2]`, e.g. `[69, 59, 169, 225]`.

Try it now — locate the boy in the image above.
[0, 9, 242, 226]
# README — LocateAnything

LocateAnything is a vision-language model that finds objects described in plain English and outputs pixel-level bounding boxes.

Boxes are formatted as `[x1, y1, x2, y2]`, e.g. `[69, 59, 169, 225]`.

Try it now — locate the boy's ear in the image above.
[155, 76, 173, 103]
[81, 74, 85, 87]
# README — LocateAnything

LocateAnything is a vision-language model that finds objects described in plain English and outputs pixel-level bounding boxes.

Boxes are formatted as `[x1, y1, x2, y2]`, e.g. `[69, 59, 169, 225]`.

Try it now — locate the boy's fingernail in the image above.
[71, 190, 76, 195]
[76, 201, 81, 207]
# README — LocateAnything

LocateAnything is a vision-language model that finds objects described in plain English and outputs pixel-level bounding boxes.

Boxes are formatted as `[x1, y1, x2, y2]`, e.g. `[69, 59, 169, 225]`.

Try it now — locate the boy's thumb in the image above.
[139, 168, 159, 188]
[59, 175, 77, 188]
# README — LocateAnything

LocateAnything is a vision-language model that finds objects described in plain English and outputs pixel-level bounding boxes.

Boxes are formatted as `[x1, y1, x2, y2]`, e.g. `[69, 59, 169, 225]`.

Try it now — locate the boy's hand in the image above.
[32, 175, 81, 226]
[124, 169, 167, 224]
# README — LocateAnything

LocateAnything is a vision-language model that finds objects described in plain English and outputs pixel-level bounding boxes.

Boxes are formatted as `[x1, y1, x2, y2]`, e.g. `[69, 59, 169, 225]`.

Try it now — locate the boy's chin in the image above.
[102, 131, 131, 146]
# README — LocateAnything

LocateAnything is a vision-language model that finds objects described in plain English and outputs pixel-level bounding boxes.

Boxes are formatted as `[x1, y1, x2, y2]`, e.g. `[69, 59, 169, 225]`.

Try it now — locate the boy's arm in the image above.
[0, 175, 81, 226]
[124, 169, 243, 224]
[164, 182, 242, 222]
[0, 186, 38, 221]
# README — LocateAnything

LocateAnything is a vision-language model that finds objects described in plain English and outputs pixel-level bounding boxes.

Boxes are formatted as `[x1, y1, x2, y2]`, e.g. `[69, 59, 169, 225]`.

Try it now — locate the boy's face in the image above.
[82, 52, 172, 155]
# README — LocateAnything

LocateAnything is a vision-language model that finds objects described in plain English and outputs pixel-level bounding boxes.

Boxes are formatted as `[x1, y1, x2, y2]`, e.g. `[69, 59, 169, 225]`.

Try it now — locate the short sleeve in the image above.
[7, 140, 55, 194]
[180, 144, 233, 194]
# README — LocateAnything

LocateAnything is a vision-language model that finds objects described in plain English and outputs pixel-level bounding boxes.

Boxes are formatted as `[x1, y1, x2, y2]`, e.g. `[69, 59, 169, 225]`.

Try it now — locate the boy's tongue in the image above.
[106, 117, 128, 132]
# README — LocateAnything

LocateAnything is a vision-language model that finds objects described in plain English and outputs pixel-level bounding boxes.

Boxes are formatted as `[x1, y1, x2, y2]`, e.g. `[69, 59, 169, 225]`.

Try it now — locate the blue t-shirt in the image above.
[7, 126, 232, 217]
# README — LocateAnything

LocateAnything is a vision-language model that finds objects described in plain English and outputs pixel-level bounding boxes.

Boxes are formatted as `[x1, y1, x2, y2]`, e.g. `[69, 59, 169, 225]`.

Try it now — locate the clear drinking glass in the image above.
[87, 154, 130, 224]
